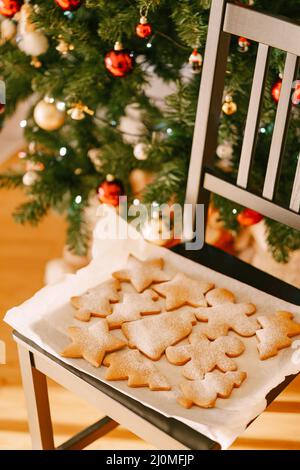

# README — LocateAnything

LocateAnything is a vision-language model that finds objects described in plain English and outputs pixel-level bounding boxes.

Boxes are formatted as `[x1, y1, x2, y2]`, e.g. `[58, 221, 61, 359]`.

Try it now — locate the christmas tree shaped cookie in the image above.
[256, 311, 300, 359]
[195, 302, 258, 339]
[71, 279, 121, 322]
[113, 254, 170, 292]
[104, 349, 171, 390]
[178, 370, 247, 409]
[153, 272, 214, 310]
[166, 331, 245, 380]
[107, 290, 161, 329]
[61, 319, 126, 367]
[122, 310, 196, 360]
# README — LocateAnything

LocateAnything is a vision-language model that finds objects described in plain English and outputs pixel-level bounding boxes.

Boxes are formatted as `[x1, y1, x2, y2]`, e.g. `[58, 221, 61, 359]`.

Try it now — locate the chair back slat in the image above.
[290, 156, 300, 213]
[185, 0, 230, 216]
[237, 43, 270, 189]
[223, 4, 300, 56]
[263, 53, 299, 200]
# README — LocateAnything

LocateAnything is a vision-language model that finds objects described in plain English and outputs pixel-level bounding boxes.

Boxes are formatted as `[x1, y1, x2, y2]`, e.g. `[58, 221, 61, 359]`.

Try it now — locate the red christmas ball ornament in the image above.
[237, 208, 263, 227]
[97, 177, 124, 207]
[104, 42, 134, 78]
[54, 0, 81, 11]
[136, 16, 152, 39]
[0, 0, 21, 18]
[271, 80, 282, 103]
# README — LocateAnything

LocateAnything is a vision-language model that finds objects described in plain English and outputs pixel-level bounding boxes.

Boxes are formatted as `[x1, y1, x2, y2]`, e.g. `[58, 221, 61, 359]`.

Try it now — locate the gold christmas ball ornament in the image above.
[33, 98, 65, 131]
[222, 95, 237, 115]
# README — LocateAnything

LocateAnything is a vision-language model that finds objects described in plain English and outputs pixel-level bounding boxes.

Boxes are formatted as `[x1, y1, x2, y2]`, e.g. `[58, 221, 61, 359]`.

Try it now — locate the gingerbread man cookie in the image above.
[122, 310, 196, 360]
[166, 331, 245, 379]
[195, 302, 258, 339]
[153, 272, 214, 310]
[256, 311, 300, 360]
[178, 370, 247, 409]
[71, 279, 121, 322]
[112, 254, 170, 293]
[61, 319, 126, 367]
[107, 290, 161, 329]
[104, 349, 171, 390]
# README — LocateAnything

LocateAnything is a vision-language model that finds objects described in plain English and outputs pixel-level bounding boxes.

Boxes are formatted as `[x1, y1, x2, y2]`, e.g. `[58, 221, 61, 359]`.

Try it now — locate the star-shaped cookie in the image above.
[178, 370, 247, 409]
[61, 319, 126, 367]
[71, 279, 121, 322]
[122, 310, 196, 360]
[107, 290, 161, 329]
[256, 311, 300, 360]
[112, 254, 170, 293]
[166, 331, 245, 379]
[103, 349, 171, 390]
[196, 302, 258, 339]
[153, 272, 214, 310]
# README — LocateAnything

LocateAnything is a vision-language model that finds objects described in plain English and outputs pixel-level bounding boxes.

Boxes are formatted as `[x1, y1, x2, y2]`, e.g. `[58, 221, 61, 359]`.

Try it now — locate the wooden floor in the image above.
[0, 155, 300, 450]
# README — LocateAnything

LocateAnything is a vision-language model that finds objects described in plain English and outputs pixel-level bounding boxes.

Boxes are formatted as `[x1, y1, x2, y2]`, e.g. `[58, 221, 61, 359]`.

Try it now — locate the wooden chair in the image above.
[14, 0, 300, 450]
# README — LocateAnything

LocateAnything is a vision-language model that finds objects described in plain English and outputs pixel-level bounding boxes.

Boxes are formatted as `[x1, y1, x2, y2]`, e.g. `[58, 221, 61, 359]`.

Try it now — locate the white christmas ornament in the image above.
[1, 19, 17, 42]
[22, 170, 39, 186]
[216, 141, 233, 160]
[133, 142, 150, 161]
[17, 4, 49, 57]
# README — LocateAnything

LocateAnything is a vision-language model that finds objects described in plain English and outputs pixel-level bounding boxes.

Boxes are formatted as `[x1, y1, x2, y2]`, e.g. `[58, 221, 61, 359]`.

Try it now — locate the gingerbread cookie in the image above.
[122, 310, 196, 360]
[112, 254, 170, 293]
[153, 273, 214, 310]
[256, 311, 300, 360]
[206, 288, 236, 306]
[104, 349, 171, 390]
[178, 370, 247, 409]
[71, 279, 121, 322]
[196, 302, 258, 339]
[166, 331, 245, 380]
[107, 290, 161, 329]
[61, 319, 126, 367]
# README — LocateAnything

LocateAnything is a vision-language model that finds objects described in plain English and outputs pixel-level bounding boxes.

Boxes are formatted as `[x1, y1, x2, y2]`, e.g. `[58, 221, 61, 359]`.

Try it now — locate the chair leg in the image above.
[17, 343, 55, 450]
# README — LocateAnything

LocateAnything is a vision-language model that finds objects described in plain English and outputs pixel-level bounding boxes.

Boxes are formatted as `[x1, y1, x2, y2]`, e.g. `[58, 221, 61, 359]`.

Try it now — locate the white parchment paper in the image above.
[4, 208, 300, 449]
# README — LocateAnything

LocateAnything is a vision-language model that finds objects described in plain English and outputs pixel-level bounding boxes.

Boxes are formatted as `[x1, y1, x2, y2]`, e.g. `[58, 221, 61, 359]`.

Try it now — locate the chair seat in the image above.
[13, 243, 299, 450]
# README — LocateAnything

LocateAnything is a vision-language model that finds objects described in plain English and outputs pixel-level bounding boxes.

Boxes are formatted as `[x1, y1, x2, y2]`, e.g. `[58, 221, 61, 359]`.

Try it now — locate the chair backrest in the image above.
[185, 0, 300, 232]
